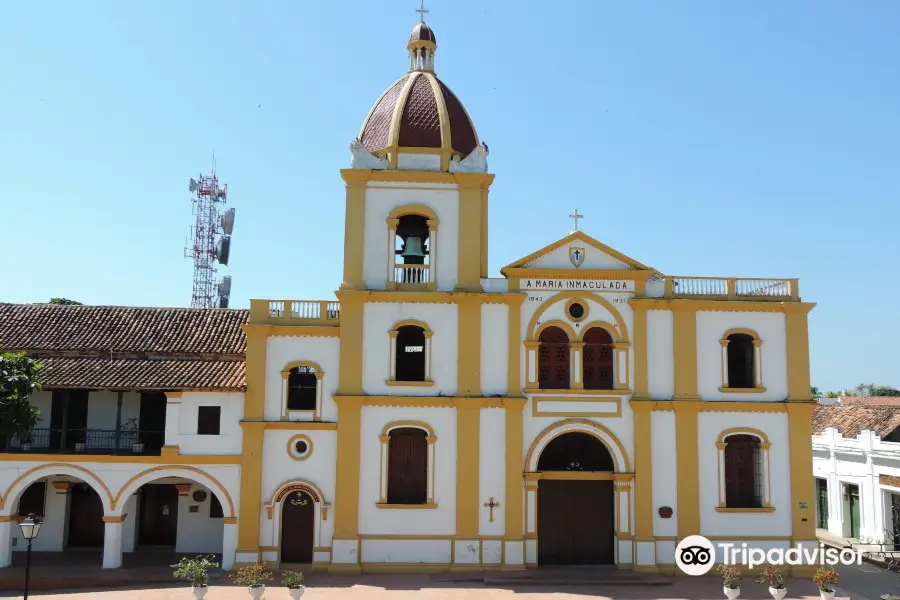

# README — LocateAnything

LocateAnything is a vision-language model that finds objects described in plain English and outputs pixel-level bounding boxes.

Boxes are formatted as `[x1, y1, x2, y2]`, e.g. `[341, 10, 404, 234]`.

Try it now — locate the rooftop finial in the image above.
[416, 0, 429, 23]
[569, 209, 584, 232]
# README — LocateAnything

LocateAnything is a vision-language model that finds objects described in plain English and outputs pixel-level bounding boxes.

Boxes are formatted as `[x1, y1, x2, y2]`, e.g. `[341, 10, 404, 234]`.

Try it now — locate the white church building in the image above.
[0, 13, 819, 575]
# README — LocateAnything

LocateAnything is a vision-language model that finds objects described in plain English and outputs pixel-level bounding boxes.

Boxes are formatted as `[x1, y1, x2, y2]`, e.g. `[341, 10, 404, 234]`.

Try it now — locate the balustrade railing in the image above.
[663, 277, 799, 301]
[250, 299, 341, 326]
[394, 264, 430, 285]
[0, 428, 164, 455]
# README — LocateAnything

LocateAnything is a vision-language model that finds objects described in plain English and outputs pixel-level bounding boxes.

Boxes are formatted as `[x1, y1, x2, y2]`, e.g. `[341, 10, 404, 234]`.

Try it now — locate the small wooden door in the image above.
[849, 486, 860, 539]
[537, 480, 614, 565]
[138, 484, 179, 546]
[280, 491, 315, 564]
[138, 393, 167, 451]
[67, 483, 105, 547]
[816, 479, 829, 529]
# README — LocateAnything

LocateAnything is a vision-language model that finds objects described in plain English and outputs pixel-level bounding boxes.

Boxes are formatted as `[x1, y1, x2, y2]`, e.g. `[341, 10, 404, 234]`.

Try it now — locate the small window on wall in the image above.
[396, 326, 427, 381]
[17, 482, 46, 517]
[726, 334, 755, 388]
[287, 366, 318, 411]
[197, 406, 221, 435]
[210, 493, 224, 518]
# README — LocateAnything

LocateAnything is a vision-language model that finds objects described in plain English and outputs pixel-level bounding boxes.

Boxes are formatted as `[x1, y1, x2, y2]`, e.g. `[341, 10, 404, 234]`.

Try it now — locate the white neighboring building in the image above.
[812, 403, 900, 546]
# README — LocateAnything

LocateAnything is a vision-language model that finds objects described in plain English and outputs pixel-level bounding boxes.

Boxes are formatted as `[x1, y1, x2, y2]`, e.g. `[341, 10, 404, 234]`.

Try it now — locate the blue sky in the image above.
[1, 1, 898, 393]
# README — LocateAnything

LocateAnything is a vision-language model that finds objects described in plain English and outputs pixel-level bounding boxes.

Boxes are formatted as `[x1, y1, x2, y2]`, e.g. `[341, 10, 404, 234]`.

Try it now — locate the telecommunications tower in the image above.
[184, 162, 235, 308]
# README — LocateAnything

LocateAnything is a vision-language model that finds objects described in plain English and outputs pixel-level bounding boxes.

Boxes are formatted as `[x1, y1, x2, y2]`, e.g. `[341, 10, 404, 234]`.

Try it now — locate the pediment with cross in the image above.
[500, 231, 657, 277]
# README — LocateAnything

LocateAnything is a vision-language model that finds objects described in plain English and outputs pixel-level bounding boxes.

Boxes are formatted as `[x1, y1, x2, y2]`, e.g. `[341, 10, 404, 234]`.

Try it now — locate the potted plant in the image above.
[716, 563, 742, 599]
[232, 562, 272, 599]
[755, 565, 787, 600]
[20, 434, 33, 452]
[283, 570, 305, 598]
[172, 554, 219, 599]
[122, 418, 144, 452]
[814, 566, 839, 600]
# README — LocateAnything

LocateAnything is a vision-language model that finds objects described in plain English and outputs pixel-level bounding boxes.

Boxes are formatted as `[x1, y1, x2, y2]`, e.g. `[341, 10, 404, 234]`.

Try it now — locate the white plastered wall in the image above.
[698, 411, 791, 537]
[362, 302, 458, 396]
[176, 392, 244, 454]
[258, 428, 337, 554]
[696, 311, 787, 401]
[523, 242, 637, 270]
[480, 303, 508, 396]
[362, 182, 460, 291]
[358, 406, 457, 541]
[646, 310, 675, 400]
[263, 335, 341, 422]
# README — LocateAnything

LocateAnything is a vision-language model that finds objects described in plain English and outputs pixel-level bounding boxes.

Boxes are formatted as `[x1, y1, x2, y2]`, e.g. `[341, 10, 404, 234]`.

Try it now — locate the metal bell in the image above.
[400, 235, 426, 258]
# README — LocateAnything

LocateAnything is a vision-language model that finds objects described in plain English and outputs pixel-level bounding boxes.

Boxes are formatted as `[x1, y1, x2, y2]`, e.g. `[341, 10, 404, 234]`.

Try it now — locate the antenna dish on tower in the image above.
[217, 295, 230, 309]
[216, 235, 231, 266]
[189, 178, 198, 193]
[220, 207, 235, 235]
[217, 275, 232, 297]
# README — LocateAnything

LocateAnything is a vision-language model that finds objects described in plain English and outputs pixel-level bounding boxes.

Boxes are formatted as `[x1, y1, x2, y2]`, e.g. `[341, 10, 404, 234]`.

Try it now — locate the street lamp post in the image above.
[18, 513, 41, 600]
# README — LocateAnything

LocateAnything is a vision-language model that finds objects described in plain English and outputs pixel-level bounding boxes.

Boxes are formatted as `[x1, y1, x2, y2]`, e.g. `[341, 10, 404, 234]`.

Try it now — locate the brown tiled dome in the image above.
[409, 22, 436, 45]
[358, 71, 479, 161]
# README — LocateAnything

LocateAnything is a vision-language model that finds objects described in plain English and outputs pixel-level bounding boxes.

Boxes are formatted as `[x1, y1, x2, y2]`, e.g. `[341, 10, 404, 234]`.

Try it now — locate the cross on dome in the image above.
[569, 209, 584, 232]
[416, 0, 429, 23]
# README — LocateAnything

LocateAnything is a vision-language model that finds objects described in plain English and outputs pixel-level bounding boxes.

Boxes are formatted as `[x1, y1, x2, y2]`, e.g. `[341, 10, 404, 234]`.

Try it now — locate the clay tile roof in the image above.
[840, 396, 900, 407]
[0, 303, 248, 390]
[812, 405, 900, 438]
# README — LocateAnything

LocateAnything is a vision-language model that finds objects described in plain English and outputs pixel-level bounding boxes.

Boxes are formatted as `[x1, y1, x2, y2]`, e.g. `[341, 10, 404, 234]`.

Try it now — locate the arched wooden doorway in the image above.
[280, 490, 315, 564]
[536, 432, 615, 565]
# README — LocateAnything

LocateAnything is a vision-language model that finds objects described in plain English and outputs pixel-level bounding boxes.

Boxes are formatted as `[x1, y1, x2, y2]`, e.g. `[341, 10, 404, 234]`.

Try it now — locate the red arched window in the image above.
[723, 434, 763, 508]
[538, 326, 570, 389]
[582, 327, 614, 390]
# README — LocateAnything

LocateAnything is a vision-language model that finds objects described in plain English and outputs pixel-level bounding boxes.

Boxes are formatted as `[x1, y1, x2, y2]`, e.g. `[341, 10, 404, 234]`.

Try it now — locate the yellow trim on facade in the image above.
[784, 304, 815, 401]
[717, 427, 770, 444]
[503, 397, 527, 558]
[237, 321, 268, 557]
[387, 204, 440, 224]
[525, 418, 631, 473]
[787, 402, 817, 544]
[530, 396, 622, 418]
[456, 296, 481, 396]
[722, 327, 762, 340]
[629, 299, 816, 313]
[265, 479, 327, 519]
[376, 503, 438, 510]
[527, 291, 630, 342]
[564, 297, 590, 322]
[112, 464, 236, 515]
[577, 320, 620, 342]
[715, 507, 776, 513]
[385, 380, 435, 387]
[718, 387, 767, 394]
[262, 421, 338, 430]
[0, 463, 115, 510]
[339, 172, 368, 290]
[501, 230, 654, 274]
[673, 402, 700, 537]
[331, 395, 364, 571]
[632, 401, 654, 542]
[381, 420, 435, 437]
[534, 319, 577, 341]
[455, 401, 480, 541]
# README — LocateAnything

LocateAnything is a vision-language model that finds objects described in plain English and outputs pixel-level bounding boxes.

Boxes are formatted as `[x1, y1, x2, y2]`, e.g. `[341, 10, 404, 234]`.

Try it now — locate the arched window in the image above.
[388, 210, 438, 289]
[582, 328, 614, 390]
[395, 325, 427, 381]
[726, 333, 755, 389]
[537, 432, 614, 472]
[387, 427, 428, 504]
[723, 434, 763, 508]
[538, 326, 570, 389]
[287, 366, 318, 411]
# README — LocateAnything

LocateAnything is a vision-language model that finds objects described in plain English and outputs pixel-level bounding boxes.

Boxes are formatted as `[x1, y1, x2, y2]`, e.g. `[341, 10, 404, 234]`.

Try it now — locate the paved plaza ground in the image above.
[0, 573, 843, 600]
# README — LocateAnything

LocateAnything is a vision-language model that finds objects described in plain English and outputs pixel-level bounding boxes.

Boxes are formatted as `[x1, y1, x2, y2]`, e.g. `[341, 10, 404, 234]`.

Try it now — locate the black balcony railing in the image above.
[0, 428, 164, 455]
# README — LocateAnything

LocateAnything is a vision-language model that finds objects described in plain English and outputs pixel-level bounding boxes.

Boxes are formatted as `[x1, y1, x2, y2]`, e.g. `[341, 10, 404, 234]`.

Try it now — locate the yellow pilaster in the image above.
[456, 296, 482, 396]
[480, 188, 489, 278]
[631, 401, 654, 542]
[331, 395, 364, 572]
[454, 401, 480, 544]
[335, 291, 365, 395]
[672, 304, 698, 400]
[503, 397, 527, 566]
[784, 303, 815, 401]
[787, 402, 818, 545]
[454, 173, 494, 291]
[339, 171, 368, 290]
[674, 402, 701, 537]
[507, 295, 524, 397]
[236, 325, 268, 557]
[632, 305, 649, 399]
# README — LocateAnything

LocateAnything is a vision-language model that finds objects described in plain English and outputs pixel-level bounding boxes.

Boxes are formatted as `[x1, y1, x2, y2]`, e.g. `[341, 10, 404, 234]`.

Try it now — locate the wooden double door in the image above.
[537, 480, 615, 565]
[138, 484, 179, 546]
[67, 483, 105, 547]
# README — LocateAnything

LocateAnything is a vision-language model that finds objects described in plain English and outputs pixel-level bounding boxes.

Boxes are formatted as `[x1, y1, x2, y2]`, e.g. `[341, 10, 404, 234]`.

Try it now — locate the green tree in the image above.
[47, 298, 82, 305]
[825, 391, 841, 398]
[852, 383, 900, 397]
[0, 352, 43, 440]
[810, 386, 822, 399]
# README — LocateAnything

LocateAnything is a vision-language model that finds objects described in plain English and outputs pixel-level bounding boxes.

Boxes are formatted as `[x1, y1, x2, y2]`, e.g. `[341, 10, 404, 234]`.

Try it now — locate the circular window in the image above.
[568, 303, 585, 319]
[287, 434, 313, 461]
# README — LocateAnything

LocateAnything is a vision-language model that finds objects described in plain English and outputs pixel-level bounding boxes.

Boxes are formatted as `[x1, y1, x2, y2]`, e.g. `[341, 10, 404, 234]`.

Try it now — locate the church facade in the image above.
[0, 16, 818, 575]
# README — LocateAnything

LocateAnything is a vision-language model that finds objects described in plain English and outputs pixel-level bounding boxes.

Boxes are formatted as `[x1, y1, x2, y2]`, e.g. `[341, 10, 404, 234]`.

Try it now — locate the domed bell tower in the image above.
[341, 7, 493, 292]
